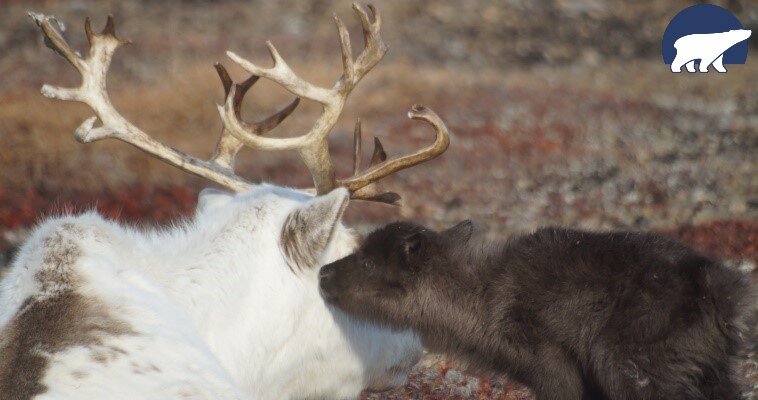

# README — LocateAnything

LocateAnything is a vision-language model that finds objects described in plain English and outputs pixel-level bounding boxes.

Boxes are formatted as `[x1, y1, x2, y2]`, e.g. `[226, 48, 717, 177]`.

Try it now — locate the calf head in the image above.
[320, 220, 473, 329]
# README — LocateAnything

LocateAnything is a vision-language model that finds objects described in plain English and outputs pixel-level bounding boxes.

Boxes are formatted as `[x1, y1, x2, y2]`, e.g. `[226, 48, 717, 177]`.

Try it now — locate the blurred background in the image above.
[0, 0, 756, 398]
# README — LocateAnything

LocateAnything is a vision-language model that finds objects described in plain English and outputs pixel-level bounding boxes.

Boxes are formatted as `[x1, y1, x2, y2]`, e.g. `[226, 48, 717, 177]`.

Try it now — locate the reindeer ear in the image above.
[442, 220, 474, 242]
[197, 188, 233, 213]
[280, 188, 350, 271]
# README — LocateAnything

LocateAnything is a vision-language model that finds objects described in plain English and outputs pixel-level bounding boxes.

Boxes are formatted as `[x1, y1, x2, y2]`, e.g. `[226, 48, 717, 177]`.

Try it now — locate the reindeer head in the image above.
[319, 220, 474, 329]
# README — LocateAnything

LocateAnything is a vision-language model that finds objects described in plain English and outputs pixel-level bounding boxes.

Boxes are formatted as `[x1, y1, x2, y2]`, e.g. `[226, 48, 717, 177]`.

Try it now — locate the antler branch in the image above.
[219, 3, 448, 203]
[29, 13, 297, 191]
[30, 12, 250, 190]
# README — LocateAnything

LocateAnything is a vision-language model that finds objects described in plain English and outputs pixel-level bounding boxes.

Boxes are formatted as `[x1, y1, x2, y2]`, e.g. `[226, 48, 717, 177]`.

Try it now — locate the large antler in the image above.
[218, 4, 450, 204]
[28, 13, 298, 192]
[30, 4, 450, 205]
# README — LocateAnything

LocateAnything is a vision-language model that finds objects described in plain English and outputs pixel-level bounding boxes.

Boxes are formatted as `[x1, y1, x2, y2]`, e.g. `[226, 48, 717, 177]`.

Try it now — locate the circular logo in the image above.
[662, 4, 750, 73]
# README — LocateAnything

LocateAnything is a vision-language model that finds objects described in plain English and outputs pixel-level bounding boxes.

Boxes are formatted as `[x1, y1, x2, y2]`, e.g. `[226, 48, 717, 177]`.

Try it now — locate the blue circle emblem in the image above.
[662, 4, 750, 71]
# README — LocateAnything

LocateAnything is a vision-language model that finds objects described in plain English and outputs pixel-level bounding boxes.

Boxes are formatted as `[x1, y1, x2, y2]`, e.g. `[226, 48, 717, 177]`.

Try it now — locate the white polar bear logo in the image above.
[671, 29, 751, 73]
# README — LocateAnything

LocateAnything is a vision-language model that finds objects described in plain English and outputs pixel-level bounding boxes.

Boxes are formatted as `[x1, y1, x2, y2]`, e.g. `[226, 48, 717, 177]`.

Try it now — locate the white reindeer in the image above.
[1, 6, 451, 399]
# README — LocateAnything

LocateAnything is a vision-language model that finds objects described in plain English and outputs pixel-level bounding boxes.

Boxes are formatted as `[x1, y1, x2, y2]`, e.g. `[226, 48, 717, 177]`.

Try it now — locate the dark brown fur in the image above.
[320, 221, 752, 400]
[0, 224, 134, 400]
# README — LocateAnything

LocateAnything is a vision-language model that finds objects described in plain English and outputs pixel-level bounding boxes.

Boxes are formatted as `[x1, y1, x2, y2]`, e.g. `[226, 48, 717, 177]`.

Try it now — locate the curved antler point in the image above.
[225, 50, 240, 60]
[408, 104, 434, 119]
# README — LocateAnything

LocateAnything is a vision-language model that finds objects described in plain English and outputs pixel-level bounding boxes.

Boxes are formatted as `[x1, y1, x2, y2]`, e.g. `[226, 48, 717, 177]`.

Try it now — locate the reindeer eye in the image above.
[363, 260, 376, 271]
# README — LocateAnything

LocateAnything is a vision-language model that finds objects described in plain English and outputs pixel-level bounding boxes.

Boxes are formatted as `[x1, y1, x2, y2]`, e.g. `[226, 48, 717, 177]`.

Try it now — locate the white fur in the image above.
[0, 185, 422, 399]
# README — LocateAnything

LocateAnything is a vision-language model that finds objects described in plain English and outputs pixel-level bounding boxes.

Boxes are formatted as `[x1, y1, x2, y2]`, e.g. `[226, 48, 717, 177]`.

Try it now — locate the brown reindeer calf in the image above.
[319, 221, 752, 400]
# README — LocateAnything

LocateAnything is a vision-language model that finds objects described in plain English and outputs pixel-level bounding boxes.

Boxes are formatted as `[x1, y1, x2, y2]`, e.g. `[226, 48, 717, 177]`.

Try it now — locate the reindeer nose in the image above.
[319, 265, 335, 281]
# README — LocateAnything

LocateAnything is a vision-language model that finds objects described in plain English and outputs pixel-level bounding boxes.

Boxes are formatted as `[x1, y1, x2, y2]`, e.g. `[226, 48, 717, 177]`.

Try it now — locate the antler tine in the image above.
[334, 15, 355, 93]
[348, 122, 400, 205]
[214, 62, 259, 119]
[333, 4, 386, 93]
[352, 119, 362, 175]
[340, 105, 450, 198]
[346, 3, 386, 89]
[250, 98, 301, 134]
[210, 63, 300, 170]
[210, 63, 247, 170]
[369, 137, 387, 166]
[226, 44, 334, 105]
[30, 12, 252, 191]
[37, 15, 84, 72]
